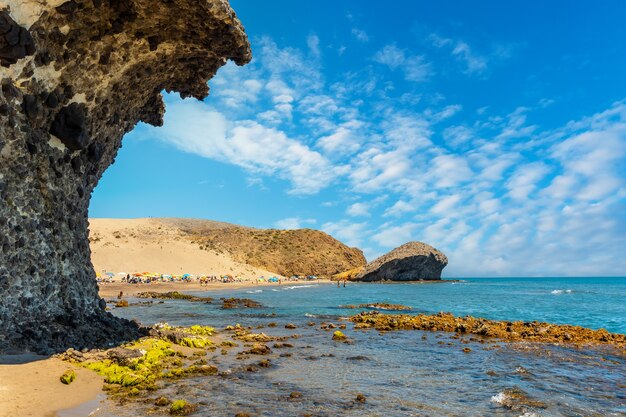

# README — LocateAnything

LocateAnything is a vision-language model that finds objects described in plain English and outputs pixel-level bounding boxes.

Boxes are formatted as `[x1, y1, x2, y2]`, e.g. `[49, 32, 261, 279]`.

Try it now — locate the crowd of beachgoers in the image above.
[96, 272, 319, 285]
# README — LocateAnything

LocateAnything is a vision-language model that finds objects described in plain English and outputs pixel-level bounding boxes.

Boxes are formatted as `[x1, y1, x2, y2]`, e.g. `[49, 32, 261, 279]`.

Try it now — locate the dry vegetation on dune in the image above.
[192, 226, 366, 277]
[89, 218, 366, 277]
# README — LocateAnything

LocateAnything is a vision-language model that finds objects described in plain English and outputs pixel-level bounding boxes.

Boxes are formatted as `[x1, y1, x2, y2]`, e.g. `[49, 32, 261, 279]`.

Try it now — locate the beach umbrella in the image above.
[117, 272, 127, 276]
[105, 272, 114, 277]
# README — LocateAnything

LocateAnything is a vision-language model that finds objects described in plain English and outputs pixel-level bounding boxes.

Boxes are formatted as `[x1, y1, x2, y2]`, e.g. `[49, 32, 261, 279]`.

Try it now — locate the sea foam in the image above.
[490, 391, 507, 405]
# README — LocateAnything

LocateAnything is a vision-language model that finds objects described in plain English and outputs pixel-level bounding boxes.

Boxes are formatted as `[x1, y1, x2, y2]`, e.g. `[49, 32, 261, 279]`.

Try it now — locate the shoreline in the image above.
[97, 278, 460, 298]
[5, 277, 619, 417]
[97, 279, 334, 298]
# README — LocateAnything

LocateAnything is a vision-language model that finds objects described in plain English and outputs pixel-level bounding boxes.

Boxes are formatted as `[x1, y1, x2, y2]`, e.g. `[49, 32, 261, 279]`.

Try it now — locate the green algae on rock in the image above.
[332, 331, 347, 341]
[59, 369, 76, 385]
[350, 311, 626, 349]
[170, 399, 196, 415]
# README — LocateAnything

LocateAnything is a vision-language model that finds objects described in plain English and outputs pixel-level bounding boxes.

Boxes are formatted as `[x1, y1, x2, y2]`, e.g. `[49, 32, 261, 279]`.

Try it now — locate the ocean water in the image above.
[90, 278, 626, 417]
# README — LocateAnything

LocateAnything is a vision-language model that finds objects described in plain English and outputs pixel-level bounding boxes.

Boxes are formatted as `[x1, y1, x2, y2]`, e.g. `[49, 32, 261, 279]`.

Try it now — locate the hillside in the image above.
[88, 218, 366, 277]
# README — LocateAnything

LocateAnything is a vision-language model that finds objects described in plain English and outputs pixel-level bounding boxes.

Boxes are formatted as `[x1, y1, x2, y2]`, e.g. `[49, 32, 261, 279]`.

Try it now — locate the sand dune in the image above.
[89, 218, 279, 279]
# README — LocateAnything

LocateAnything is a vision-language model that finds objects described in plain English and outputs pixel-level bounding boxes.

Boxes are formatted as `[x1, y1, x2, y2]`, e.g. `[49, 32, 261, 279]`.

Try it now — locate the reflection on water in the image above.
[90, 279, 626, 416]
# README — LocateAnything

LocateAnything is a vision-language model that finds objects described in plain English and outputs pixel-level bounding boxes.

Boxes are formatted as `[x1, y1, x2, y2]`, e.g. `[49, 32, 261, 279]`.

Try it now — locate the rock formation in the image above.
[355, 241, 448, 282]
[0, 0, 250, 353]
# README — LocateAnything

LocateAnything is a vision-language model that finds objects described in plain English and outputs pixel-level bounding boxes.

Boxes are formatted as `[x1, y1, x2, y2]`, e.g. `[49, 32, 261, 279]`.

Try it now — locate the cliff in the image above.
[354, 241, 448, 282]
[0, 0, 250, 353]
[89, 218, 367, 278]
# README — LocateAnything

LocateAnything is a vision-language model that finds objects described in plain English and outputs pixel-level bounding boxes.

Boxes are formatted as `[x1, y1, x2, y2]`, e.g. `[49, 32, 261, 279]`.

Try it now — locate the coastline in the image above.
[3, 277, 623, 417]
[97, 279, 334, 298]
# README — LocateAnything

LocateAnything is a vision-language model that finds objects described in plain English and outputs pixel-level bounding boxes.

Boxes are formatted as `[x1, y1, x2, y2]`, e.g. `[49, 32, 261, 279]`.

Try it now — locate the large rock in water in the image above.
[355, 242, 448, 282]
[0, 0, 250, 353]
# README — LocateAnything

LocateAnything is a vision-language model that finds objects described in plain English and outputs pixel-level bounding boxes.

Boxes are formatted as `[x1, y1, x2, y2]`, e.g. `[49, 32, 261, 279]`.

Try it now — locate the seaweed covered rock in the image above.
[355, 241, 448, 282]
[0, 0, 250, 354]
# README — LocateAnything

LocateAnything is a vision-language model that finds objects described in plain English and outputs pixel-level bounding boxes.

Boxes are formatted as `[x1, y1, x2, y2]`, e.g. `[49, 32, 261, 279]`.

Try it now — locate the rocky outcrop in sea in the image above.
[0, 0, 250, 354]
[355, 241, 448, 282]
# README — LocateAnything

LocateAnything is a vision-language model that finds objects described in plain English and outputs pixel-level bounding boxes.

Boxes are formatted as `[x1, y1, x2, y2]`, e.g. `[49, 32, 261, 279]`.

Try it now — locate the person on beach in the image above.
[117, 291, 123, 299]
[343, 280, 346, 287]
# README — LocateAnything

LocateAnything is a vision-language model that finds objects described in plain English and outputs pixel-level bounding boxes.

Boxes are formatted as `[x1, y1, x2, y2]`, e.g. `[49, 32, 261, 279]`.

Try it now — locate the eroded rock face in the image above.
[355, 241, 448, 282]
[0, 0, 250, 353]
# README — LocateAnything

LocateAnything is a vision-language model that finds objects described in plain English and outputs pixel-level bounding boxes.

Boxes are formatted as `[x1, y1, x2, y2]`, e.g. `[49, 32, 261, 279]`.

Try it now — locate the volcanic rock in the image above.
[355, 241, 448, 282]
[0, 0, 250, 354]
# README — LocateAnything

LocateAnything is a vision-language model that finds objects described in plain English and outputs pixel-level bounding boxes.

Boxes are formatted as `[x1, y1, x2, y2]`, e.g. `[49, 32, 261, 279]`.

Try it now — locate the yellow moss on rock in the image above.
[60, 369, 76, 385]
[188, 325, 215, 336]
[170, 399, 196, 415]
[177, 337, 212, 349]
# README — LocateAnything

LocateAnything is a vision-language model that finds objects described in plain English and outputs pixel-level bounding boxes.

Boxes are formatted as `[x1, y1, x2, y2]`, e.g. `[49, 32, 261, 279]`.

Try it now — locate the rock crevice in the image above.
[0, 0, 250, 353]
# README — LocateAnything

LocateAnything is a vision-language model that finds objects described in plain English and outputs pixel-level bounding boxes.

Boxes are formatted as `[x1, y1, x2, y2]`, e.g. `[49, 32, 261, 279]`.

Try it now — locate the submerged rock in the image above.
[341, 303, 412, 311]
[136, 292, 213, 303]
[0, 0, 250, 354]
[221, 297, 264, 309]
[355, 241, 448, 282]
[350, 311, 626, 348]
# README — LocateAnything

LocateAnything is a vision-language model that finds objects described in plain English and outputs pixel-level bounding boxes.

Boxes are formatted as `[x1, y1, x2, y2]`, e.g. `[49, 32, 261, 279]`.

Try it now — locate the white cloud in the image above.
[384, 200, 414, 217]
[317, 126, 362, 156]
[505, 162, 550, 201]
[428, 154, 473, 188]
[372, 44, 405, 69]
[431, 194, 462, 214]
[351, 28, 369, 42]
[404, 55, 432, 82]
[148, 35, 626, 278]
[154, 99, 337, 194]
[372, 223, 417, 248]
[307, 34, 321, 57]
[428, 33, 488, 75]
[372, 44, 432, 82]
[275, 217, 317, 229]
[322, 220, 368, 247]
[346, 202, 370, 217]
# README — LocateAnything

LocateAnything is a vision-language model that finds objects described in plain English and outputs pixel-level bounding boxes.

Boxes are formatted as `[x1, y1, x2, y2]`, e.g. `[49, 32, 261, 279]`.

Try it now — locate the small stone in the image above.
[154, 397, 171, 407]
[59, 369, 76, 384]
[289, 391, 302, 399]
[332, 330, 347, 341]
[355, 393, 366, 403]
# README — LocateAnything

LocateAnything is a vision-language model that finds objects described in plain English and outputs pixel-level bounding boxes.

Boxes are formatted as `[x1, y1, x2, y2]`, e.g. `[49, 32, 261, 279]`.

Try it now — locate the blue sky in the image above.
[90, 1, 626, 277]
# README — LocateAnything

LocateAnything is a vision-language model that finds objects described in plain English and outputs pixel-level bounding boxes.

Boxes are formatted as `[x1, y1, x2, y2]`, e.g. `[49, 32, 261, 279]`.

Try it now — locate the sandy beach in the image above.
[0, 355, 103, 417]
[97, 279, 332, 298]
[0, 279, 331, 417]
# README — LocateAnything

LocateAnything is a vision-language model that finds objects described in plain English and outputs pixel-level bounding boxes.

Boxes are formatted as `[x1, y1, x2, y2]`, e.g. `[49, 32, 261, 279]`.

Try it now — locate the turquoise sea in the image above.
[87, 278, 626, 417]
